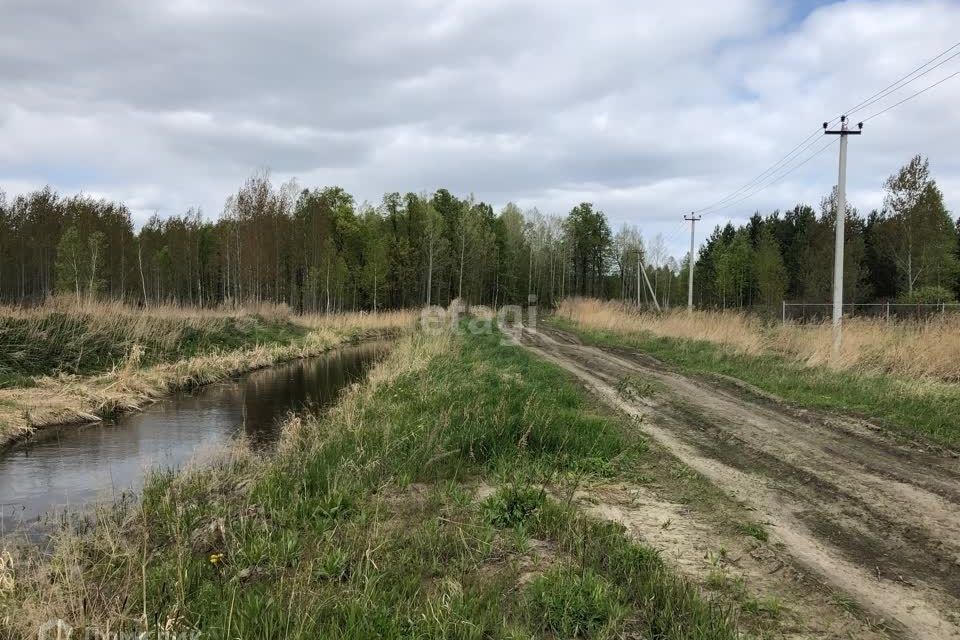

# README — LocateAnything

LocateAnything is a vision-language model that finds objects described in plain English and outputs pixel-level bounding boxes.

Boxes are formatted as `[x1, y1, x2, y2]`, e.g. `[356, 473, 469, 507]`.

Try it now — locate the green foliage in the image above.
[753, 225, 788, 307]
[880, 155, 960, 296]
[714, 229, 752, 308]
[482, 485, 545, 528]
[525, 567, 627, 638]
[0, 312, 304, 384]
[565, 203, 613, 298]
[5, 154, 959, 310]
[896, 285, 956, 304]
[736, 522, 769, 542]
[54, 225, 85, 300]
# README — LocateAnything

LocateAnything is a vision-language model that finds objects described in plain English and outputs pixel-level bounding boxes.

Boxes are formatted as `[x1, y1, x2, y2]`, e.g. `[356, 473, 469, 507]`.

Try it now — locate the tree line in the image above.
[0, 155, 956, 311]
[0, 172, 617, 311]
[696, 155, 960, 308]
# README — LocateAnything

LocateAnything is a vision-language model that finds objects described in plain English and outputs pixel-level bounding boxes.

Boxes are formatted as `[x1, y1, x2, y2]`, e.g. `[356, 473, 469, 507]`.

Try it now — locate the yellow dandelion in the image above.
[209, 552, 224, 566]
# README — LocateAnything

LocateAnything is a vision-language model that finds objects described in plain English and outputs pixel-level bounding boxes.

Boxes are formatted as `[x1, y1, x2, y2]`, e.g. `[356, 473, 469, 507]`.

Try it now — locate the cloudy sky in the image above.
[2, 0, 959, 256]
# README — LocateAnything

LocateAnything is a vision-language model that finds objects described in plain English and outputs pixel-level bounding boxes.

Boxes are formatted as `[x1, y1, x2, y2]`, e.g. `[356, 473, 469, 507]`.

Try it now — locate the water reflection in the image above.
[0, 341, 388, 529]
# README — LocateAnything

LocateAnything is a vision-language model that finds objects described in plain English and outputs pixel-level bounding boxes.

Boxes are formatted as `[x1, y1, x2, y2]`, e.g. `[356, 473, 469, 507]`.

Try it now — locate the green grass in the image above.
[741, 596, 781, 619]
[6, 326, 740, 639]
[525, 567, 627, 638]
[549, 317, 960, 447]
[0, 312, 305, 387]
[482, 484, 546, 528]
[736, 522, 769, 542]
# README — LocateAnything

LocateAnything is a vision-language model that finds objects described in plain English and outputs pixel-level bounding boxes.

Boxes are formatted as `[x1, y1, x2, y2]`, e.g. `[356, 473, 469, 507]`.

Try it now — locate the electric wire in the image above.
[842, 43, 960, 119]
[860, 69, 960, 123]
[692, 40, 960, 217]
[696, 129, 829, 216]
[691, 127, 823, 214]
[705, 137, 838, 216]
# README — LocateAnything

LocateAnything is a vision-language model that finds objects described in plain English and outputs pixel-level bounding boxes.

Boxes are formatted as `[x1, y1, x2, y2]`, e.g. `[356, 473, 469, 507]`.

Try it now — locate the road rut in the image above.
[515, 325, 960, 639]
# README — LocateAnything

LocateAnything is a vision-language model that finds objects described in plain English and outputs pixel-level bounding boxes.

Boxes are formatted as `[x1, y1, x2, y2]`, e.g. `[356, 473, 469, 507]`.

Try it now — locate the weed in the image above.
[831, 592, 863, 615]
[742, 595, 782, 618]
[314, 549, 351, 582]
[571, 456, 616, 478]
[737, 522, 769, 542]
[525, 566, 627, 638]
[483, 485, 545, 528]
[706, 567, 747, 600]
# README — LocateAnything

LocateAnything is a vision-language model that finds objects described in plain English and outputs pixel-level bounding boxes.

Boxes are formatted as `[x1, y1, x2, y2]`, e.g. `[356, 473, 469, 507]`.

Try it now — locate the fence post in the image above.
[782, 300, 786, 325]
[886, 301, 890, 324]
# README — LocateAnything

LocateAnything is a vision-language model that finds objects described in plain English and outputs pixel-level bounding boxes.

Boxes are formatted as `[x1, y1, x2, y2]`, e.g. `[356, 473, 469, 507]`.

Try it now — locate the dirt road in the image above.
[516, 325, 960, 639]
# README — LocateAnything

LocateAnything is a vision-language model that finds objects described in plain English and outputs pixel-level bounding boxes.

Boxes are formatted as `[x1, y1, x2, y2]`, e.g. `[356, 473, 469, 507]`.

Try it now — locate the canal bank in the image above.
[0, 308, 414, 449]
[0, 341, 390, 528]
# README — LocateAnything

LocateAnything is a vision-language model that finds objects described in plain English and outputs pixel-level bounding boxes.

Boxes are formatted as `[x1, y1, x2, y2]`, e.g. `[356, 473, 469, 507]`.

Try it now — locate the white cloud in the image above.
[1, 0, 959, 257]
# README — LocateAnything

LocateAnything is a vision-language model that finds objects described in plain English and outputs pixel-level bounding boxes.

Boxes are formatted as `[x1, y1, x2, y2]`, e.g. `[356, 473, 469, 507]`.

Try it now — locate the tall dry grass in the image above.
[0, 299, 419, 445]
[294, 308, 418, 333]
[557, 298, 960, 382]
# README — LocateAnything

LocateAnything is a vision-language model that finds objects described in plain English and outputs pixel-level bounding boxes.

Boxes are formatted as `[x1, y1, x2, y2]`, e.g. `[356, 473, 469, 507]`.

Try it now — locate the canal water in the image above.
[0, 341, 388, 531]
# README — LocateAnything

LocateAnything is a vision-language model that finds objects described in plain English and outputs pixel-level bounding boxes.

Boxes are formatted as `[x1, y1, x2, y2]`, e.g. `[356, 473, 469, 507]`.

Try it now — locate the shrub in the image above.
[896, 286, 956, 304]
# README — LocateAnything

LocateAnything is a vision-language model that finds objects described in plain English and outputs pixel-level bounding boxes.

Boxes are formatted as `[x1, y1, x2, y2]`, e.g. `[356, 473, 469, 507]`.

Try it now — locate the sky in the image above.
[2, 0, 960, 257]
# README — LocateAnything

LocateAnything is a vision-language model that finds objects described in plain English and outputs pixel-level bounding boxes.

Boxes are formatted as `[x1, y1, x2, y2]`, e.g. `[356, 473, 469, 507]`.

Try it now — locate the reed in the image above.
[557, 297, 960, 382]
[0, 300, 418, 446]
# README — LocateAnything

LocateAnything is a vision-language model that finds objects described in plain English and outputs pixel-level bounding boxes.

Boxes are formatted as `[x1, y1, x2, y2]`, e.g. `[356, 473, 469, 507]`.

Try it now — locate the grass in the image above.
[0, 300, 416, 445]
[736, 523, 769, 542]
[2, 323, 740, 639]
[557, 297, 960, 382]
[525, 567, 627, 638]
[0, 298, 412, 387]
[553, 299, 960, 446]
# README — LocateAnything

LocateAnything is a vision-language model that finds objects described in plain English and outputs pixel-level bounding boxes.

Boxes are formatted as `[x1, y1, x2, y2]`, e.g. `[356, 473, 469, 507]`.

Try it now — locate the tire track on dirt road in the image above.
[512, 324, 960, 639]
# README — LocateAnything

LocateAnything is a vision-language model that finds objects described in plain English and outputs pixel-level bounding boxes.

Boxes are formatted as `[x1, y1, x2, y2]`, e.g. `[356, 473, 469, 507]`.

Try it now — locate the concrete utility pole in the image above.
[639, 256, 661, 313]
[636, 249, 642, 307]
[824, 115, 862, 358]
[684, 213, 701, 313]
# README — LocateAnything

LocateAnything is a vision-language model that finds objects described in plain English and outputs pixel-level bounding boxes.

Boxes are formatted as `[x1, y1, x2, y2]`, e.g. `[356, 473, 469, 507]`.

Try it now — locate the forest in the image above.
[0, 154, 957, 311]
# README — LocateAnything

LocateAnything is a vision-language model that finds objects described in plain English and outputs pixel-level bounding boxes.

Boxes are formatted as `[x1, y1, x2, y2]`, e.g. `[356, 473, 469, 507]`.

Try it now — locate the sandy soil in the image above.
[513, 324, 960, 640]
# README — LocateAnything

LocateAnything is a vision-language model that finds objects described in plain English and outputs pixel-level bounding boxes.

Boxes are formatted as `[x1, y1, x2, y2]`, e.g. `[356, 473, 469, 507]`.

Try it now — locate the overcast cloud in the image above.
[2, 0, 959, 256]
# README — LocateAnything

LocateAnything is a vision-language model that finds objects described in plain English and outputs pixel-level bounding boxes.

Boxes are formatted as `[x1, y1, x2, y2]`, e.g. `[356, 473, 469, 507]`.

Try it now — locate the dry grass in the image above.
[0, 300, 418, 446]
[294, 308, 418, 333]
[1, 298, 417, 338]
[557, 298, 960, 382]
[6, 329, 448, 637]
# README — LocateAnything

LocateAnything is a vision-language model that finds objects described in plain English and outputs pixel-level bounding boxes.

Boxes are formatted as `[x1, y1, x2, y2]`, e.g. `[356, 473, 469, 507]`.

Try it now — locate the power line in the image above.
[692, 39, 960, 217]
[704, 137, 838, 216]
[692, 128, 823, 214]
[842, 42, 960, 118]
[861, 69, 960, 123]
